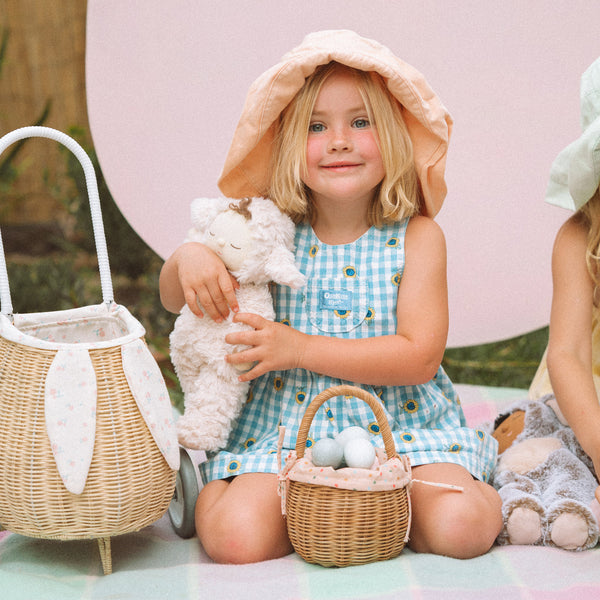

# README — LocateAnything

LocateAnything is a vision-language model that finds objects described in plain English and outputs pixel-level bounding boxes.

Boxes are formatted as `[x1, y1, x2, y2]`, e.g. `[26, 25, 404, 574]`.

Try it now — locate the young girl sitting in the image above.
[160, 30, 502, 564]
[530, 57, 600, 488]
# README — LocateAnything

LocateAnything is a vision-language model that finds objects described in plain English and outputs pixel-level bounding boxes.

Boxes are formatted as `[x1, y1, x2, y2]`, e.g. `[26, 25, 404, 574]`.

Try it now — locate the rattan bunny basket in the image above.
[0, 127, 179, 575]
[278, 385, 412, 567]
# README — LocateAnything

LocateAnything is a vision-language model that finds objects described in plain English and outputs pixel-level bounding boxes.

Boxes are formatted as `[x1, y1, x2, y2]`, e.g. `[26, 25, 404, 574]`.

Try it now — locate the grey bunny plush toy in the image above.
[492, 396, 600, 551]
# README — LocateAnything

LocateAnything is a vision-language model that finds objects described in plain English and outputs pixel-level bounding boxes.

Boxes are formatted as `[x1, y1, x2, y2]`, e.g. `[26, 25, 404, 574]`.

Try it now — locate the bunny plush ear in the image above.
[186, 197, 230, 242]
[264, 247, 306, 289]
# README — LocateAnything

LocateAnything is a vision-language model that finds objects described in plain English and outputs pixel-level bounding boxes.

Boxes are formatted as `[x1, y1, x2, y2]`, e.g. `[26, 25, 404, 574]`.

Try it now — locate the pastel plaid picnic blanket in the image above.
[1, 385, 599, 600]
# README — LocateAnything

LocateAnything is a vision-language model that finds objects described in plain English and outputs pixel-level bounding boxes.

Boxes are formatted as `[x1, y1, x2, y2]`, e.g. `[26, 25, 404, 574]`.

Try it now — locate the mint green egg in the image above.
[311, 438, 344, 468]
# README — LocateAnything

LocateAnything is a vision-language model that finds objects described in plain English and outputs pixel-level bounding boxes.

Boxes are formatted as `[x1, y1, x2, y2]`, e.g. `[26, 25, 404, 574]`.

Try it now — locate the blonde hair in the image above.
[577, 187, 600, 303]
[268, 62, 422, 225]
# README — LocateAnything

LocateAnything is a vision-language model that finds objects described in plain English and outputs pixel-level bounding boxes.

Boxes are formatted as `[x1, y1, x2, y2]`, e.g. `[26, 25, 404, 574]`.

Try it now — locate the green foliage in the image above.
[6, 255, 92, 313]
[442, 327, 548, 389]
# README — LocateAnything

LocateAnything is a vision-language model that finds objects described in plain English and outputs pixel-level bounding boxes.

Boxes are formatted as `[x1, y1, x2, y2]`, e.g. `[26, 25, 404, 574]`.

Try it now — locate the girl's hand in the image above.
[160, 242, 239, 320]
[224, 313, 308, 381]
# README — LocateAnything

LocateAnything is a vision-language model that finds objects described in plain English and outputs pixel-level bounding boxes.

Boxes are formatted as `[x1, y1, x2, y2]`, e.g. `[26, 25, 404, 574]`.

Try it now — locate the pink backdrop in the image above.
[85, 1, 598, 347]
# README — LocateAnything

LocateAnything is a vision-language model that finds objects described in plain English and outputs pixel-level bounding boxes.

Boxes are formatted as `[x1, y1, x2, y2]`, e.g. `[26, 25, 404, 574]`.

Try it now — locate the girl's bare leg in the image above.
[408, 463, 502, 558]
[195, 472, 293, 564]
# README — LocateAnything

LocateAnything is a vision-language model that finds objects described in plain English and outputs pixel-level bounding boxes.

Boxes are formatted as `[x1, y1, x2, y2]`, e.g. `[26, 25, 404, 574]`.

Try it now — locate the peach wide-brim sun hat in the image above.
[546, 55, 600, 212]
[217, 29, 453, 218]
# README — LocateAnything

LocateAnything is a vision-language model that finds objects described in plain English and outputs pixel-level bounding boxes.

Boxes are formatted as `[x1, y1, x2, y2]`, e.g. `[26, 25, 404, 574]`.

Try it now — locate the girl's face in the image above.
[302, 69, 385, 211]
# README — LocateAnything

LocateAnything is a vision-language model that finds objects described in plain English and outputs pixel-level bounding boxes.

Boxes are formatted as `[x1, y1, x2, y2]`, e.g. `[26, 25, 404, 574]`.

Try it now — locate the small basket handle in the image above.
[295, 385, 399, 461]
[0, 127, 114, 316]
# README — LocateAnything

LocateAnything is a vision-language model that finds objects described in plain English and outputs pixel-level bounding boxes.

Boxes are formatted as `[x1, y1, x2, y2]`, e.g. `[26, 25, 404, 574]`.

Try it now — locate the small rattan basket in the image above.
[0, 127, 178, 574]
[283, 385, 411, 567]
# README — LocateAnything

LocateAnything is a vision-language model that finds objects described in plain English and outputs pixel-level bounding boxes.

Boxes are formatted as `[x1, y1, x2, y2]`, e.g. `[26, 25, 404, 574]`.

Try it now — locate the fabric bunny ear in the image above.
[45, 348, 97, 495]
[264, 247, 306, 289]
[186, 197, 230, 242]
[121, 339, 180, 471]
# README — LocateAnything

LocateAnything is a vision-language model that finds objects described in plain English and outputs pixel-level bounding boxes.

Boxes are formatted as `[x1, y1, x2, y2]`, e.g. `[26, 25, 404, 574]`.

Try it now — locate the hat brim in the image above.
[217, 30, 453, 218]
[546, 115, 600, 211]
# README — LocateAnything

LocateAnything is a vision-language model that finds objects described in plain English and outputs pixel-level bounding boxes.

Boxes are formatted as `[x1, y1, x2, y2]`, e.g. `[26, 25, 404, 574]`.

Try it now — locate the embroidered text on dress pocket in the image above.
[306, 278, 371, 333]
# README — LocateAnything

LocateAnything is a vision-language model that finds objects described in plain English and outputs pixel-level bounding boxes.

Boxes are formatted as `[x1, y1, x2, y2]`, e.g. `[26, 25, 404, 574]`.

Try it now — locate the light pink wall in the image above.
[86, 1, 598, 347]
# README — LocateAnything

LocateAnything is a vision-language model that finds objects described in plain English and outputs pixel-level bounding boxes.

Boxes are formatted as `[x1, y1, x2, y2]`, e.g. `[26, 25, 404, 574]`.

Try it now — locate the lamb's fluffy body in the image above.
[170, 197, 305, 452]
[492, 397, 599, 551]
[171, 284, 273, 451]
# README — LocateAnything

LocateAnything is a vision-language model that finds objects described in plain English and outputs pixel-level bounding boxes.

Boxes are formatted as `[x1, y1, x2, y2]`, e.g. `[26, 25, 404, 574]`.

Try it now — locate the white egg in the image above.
[334, 426, 370, 449]
[343, 438, 376, 469]
[311, 438, 344, 469]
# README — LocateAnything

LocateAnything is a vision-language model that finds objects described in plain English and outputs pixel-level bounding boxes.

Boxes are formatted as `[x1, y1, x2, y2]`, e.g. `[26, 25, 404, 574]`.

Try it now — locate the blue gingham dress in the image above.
[200, 219, 498, 484]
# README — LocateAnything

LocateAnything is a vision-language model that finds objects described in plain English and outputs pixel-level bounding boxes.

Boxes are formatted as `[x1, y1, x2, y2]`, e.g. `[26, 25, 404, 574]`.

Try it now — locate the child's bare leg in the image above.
[408, 463, 502, 558]
[195, 472, 293, 564]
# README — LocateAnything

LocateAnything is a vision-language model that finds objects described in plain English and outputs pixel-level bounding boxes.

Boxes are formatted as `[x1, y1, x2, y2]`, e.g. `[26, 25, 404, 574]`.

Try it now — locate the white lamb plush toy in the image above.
[170, 196, 306, 452]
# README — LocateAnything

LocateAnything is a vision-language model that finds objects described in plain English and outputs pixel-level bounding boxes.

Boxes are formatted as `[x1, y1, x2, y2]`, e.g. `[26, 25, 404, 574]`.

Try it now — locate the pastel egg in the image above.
[343, 438, 376, 469]
[311, 437, 344, 468]
[335, 426, 370, 448]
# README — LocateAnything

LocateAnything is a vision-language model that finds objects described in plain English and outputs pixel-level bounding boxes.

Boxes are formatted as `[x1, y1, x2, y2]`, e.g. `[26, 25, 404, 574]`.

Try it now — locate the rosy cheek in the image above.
[306, 138, 321, 161]
[303, 140, 321, 181]
[358, 132, 381, 155]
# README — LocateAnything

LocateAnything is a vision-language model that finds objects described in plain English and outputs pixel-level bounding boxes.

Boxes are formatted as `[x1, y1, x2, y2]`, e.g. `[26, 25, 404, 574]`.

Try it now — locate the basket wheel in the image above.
[168, 447, 199, 538]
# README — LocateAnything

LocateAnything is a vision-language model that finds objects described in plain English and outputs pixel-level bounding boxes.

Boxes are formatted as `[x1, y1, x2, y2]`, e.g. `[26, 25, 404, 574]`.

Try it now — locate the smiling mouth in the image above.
[321, 162, 361, 169]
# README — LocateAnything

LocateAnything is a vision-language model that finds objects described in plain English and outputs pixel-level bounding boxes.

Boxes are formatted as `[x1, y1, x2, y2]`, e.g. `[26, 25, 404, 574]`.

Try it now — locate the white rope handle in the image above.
[0, 127, 114, 315]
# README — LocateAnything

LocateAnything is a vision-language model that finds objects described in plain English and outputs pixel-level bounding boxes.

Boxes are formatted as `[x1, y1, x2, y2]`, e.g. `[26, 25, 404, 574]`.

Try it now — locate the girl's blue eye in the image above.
[309, 123, 325, 133]
[353, 118, 370, 129]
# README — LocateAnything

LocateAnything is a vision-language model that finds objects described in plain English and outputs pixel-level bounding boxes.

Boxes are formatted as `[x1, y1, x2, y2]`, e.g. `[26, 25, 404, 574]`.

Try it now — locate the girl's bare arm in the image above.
[547, 216, 600, 472]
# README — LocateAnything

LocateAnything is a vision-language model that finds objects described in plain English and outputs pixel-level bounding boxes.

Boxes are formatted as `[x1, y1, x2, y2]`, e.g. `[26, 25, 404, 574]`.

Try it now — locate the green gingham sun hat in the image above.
[547, 56, 600, 211]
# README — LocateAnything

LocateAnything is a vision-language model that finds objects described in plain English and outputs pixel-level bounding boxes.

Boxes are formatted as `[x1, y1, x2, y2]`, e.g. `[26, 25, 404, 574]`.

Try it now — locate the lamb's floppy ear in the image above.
[264, 247, 306, 289]
[185, 197, 229, 242]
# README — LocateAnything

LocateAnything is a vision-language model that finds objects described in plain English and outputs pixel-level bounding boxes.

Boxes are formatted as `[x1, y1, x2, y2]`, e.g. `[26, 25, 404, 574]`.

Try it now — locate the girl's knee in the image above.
[194, 476, 292, 564]
[410, 501, 500, 558]
[409, 471, 502, 558]
[196, 503, 291, 564]
[433, 495, 502, 558]
[197, 515, 264, 564]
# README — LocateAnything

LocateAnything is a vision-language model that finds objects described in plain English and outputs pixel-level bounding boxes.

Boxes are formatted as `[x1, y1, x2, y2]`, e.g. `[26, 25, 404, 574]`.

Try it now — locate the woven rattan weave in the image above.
[285, 385, 410, 567]
[0, 340, 175, 572]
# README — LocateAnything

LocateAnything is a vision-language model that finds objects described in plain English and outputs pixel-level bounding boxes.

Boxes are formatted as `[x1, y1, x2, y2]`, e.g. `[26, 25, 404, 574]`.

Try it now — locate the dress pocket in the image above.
[306, 278, 371, 333]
